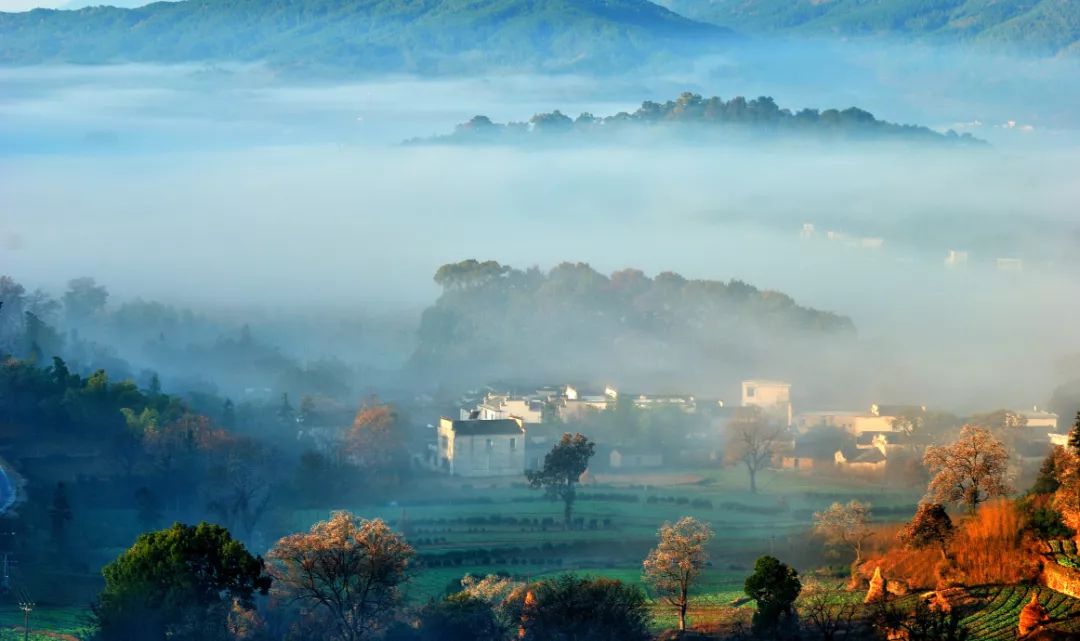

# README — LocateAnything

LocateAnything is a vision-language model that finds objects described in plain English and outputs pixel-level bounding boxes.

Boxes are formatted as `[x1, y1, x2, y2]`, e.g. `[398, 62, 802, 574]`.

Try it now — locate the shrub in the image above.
[690, 498, 713, 509]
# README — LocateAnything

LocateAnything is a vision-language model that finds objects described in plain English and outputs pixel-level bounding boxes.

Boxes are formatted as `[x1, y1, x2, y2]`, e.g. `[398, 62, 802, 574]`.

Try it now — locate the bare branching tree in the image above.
[797, 579, 860, 641]
[643, 517, 715, 631]
[266, 511, 415, 641]
[923, 425, 1013, 514]
[725, 407, 788, 494]
[813, 500, 874, 565]
[202, 439, 279, 543]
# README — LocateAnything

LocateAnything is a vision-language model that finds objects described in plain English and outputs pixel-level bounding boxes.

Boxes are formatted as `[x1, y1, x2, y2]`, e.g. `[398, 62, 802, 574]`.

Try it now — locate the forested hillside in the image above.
[655, 0, 1080, 55]
[0, 0, 731, 72]
[416, 92, 987, 147]
[410, 260, 856, 388]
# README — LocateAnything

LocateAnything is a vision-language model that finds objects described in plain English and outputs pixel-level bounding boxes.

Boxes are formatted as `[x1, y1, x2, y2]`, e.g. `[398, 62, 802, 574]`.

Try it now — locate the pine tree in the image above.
[48, 482, 73, 547]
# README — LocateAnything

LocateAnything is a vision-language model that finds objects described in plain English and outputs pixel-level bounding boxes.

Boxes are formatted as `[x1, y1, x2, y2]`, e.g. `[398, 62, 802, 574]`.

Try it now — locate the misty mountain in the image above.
[410, 259, 855, 392]
[0, 0, 732, 73]
[654, 0, 1080, 56]
[414, 91, 988, 147]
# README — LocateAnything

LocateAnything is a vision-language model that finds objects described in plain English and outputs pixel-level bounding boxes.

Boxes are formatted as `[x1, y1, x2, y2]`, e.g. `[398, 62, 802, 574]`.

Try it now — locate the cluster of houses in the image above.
[425, 378, 1067, 480]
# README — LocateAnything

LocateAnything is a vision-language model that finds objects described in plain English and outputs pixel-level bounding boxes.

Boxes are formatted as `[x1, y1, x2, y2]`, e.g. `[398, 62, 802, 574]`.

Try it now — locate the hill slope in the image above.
[0, 0, 732, 72]
[654, 0, 1080, 55]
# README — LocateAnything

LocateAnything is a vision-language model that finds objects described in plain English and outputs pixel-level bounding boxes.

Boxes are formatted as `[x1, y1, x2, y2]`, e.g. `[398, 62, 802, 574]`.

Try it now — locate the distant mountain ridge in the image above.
[0, 0, 734, 73]
[654, 0, 1080, 55]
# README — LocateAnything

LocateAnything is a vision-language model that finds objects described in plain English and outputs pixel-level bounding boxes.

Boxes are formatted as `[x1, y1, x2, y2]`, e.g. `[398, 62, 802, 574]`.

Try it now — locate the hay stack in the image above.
[865, 566, 887, 603]
[1019, 594, 1049, 637]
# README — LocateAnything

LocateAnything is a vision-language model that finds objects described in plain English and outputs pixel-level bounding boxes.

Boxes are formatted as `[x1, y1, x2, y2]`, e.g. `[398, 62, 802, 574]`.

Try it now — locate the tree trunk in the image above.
[563, 499, 572, 529]
[748, 466, 757, 494]
[679, 600, 687, 631]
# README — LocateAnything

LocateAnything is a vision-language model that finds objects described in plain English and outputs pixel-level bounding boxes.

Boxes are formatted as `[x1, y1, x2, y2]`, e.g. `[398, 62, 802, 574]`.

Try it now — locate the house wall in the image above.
[502, 399, 543, 424]
[851, 415, 894, 435]
[781, 456, 814, 471]
[610, 451, 663, 469]
[742, 382, 790, 406]
[443, 431, 525, 477]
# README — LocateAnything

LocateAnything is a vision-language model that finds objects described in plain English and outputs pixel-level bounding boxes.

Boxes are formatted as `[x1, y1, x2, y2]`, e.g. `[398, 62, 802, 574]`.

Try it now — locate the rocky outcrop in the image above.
[919, 587, 971, 614]
[1041, 562, 1080, 599]
[1019, 594, 1049, 637]
[886, 579, 910, 596]
[866, 567, 887, 603]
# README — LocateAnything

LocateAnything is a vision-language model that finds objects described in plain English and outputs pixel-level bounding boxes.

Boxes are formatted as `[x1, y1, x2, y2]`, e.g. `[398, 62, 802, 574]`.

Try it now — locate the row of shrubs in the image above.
[645, 496, 714, 509]
[422, 555, 565, 568]
[788, 504, 918, 520]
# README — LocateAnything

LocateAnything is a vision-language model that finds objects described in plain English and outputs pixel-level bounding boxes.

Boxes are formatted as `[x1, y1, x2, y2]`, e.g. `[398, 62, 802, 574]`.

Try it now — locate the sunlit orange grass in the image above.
[950, 499, 1040, 586]
[860, 522, 940, 590]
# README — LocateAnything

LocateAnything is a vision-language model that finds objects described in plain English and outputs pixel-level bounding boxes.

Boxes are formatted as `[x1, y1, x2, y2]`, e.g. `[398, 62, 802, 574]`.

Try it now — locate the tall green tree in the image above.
[48, 482, 73, 548]
[744, 555, 801, 636]
[525, 433, 595, 528]
[94, 522, 270, 641]
[134, 486, 162, 533]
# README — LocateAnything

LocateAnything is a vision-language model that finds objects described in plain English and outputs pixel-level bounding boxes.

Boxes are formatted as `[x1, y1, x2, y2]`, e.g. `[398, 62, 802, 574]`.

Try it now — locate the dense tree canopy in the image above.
[656, 0, 1080, 57]
[414, 259, 856, 386]
[94, 522, 270, 641]
[0, 0, 729, 73]
[422, 92, 987, 147]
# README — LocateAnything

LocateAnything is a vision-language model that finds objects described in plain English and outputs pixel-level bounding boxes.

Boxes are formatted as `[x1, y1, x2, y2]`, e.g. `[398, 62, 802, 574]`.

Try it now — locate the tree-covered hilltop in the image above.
[0, 0, 732, 73]
[413, 92, 987, 147]
[410, 260, 856, 387]
[655, 0, 1080, 56]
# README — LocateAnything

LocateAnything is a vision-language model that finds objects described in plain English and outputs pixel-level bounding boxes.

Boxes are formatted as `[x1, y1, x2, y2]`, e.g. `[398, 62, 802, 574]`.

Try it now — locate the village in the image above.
[414, 379, 1065, 483]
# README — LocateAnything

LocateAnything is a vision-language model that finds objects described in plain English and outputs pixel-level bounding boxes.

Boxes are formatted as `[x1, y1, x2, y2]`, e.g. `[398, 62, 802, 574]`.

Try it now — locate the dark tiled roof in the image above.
[447, 419, 524, 436]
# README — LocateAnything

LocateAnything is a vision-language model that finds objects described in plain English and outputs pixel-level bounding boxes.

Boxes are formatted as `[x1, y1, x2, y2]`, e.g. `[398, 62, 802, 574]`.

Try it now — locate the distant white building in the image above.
[945, 250, 968, 268]
[742, 380, 792, 426]
[997, 258, 1023, 273]
[800, 223, 815, 240]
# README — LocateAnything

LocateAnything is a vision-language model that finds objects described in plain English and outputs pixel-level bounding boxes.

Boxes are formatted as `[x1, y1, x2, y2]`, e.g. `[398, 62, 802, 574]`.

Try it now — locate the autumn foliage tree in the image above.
[725, 407, 788, 494]
[346, 395, 402, 476]
[923, 426, 1013, 514]
[265, 510, 415, 641]
[813, 500, 873, 565]
[643, 517, 714, 631]
[525, 433, 595, 528]
[898, 503, 954, 559]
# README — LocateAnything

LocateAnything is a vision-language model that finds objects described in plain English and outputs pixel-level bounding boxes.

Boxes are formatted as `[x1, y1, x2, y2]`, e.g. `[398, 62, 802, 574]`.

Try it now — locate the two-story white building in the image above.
[437, 417, 526, 477]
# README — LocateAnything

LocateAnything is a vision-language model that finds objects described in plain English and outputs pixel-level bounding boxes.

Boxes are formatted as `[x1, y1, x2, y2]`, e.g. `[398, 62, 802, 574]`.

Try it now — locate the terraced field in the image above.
[1046, 539, 1080, 569]
[962, 585, 1080, 640]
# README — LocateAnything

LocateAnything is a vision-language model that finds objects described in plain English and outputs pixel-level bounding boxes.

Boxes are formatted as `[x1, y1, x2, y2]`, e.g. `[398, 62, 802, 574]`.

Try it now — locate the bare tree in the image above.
[725, 407, 788, 494]
[813, 500, 874, 565]
[923, 425, 1013, 514]
[265, 511, 415, 641]
[797, 579, 860, 641]
[643, 517, 715, 631]
[202, 439, 279, 543]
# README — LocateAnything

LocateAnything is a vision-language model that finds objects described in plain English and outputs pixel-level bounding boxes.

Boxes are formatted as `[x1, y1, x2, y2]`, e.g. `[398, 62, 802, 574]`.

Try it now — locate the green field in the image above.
[3, 467, 927, 636]
[0, 605, 88, 640]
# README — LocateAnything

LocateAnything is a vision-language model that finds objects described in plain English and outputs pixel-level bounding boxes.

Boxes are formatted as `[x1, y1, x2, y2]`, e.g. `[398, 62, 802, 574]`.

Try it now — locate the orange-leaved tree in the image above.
[265, 510, 415, 641]
[345, 395, 401, 475]
[923, 425, 1012, 515]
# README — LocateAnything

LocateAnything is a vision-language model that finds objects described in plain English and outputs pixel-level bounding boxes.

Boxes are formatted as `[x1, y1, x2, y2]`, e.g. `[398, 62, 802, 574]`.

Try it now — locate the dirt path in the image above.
[10, 626, 80, 641]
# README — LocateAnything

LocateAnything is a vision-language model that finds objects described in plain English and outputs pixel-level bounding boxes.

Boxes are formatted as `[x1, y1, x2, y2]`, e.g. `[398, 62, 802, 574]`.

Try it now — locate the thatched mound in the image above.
[1019, 594, 1049, 637]
[866, 567, 887, 603]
